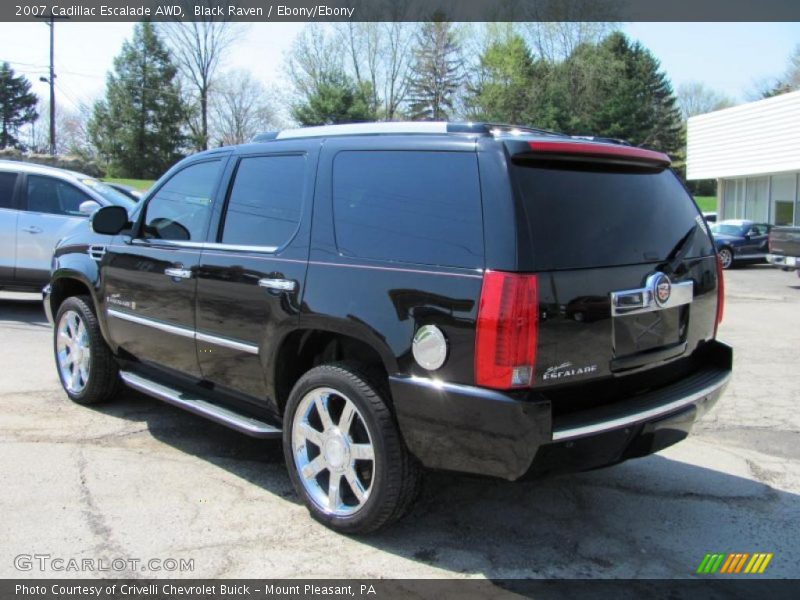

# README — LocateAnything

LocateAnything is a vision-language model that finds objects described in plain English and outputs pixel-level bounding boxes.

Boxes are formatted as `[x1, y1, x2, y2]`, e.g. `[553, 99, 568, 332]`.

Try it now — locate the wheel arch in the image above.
[269, 324, 398, 416]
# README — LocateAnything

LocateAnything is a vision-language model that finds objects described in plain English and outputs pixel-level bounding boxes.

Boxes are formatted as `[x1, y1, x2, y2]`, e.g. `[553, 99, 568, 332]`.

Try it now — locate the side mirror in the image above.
[78, 199, 102, 216]
[91, 205, 129, 235]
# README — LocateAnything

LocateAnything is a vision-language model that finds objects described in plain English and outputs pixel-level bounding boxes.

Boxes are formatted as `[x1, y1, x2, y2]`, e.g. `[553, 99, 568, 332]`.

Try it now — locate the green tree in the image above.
[291, 69, 376, 126]
[0, 62, 38, 149]
[406, 19, 463, 120]
[88, 22, 188, 178]
[601, 33, 682, 153]
[467, 35, 539, 124]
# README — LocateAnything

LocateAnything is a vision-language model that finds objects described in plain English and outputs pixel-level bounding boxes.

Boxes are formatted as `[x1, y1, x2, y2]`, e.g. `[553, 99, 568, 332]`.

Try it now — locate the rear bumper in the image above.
[390, 340, 732, 480]
[766, 253, 799, 270]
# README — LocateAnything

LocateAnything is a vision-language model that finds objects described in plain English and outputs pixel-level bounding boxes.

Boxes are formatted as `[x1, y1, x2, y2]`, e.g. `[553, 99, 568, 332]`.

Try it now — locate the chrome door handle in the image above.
[22, 226, 43, 234]
[164, 267, 192, 279]
[258, 278, 296, 292]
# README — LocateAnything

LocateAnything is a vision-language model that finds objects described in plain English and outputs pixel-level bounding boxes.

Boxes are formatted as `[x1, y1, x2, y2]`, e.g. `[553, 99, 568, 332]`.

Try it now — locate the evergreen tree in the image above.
[468, 35, 539, 125]
[0, 62, 38, 149]
[572, 33, 684, 155]
[291, 69, 376, 126]
[88, 22, 188, 178]
[406, 19, 463, 120]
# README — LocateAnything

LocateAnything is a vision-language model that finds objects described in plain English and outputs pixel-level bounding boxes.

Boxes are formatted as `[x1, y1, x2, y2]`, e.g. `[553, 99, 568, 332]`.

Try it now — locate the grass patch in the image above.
[102, 178, 155, 191]
[694, 196, 717, 212]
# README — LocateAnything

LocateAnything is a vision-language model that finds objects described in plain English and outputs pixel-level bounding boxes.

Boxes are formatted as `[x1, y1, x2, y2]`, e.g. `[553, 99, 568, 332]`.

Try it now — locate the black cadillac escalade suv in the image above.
[44, 122, 732, 533]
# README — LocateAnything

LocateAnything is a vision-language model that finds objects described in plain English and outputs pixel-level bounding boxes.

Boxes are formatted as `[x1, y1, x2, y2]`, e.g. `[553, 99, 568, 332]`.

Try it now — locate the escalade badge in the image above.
[653, 273, 672, 306]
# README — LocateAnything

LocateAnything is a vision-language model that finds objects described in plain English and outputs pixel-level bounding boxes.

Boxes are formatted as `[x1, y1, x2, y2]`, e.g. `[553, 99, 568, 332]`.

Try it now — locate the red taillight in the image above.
[475, 271, 538, 389]
[715, 254, 725, 337]
[526, 140, 671, 167]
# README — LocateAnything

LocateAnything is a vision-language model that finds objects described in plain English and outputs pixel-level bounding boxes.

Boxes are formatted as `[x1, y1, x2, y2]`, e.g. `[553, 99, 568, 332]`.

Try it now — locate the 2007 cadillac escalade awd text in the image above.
[44, 122, 732, 533]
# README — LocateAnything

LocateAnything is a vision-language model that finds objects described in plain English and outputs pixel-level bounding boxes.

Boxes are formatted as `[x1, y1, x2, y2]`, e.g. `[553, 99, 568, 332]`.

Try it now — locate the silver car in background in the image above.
[0, 160, 136, 292]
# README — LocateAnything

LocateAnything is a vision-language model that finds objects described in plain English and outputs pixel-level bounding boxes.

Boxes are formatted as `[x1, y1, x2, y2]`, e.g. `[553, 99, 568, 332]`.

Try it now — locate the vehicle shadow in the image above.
[89, 386, 293, 499]
[0, 295, 48, 327]
[85, 388, 800, 578]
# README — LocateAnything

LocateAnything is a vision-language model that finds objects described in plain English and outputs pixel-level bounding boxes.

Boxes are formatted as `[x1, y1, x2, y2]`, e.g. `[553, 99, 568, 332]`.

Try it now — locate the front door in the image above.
[195, 150, 315, 410]
[102, 158, 227, 378]
[17, 174, 92, 285]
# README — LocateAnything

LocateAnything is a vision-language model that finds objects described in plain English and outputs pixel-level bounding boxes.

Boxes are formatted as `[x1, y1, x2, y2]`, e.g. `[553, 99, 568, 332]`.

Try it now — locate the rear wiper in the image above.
[665, 225, 699, 271]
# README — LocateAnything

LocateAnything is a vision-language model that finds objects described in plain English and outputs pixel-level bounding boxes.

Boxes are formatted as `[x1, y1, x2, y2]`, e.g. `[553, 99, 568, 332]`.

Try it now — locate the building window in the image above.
[744, 177, 768, 222]
[771, 173, 796, 226]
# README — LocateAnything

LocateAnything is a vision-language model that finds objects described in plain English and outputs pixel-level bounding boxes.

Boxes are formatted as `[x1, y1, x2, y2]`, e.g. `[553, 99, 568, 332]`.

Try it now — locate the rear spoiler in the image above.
[507, 139, 671, 168]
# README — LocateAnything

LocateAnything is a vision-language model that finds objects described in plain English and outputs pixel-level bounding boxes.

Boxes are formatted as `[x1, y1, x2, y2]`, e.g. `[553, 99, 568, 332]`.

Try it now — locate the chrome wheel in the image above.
[719, 248, 733, 269]
[56, 310, 90, 394]
[291, 387, 375, 517]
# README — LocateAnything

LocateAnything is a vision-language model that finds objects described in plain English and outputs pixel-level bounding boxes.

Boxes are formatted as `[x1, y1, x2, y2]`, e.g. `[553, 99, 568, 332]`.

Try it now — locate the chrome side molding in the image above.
[107, 309, 259, 355]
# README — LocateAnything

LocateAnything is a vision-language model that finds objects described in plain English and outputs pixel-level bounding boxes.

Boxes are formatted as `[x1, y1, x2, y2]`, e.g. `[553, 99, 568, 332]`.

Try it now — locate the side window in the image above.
[221, 155, 305, 248]
[0, 172, 17, 209]
[26, 175, 90, 216]
[142, 160, 221, 241]
[332, 151, 483, 268]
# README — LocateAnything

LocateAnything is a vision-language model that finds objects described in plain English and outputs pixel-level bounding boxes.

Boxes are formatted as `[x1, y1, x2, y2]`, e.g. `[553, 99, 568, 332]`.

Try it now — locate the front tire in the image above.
[283, 362, 421, 534]
[718, 247, 734, 269]
[54, 295, 119, 405]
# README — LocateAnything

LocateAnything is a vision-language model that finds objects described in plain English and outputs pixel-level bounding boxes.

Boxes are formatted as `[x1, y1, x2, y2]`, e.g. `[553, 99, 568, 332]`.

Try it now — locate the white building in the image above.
[686, 89, 800, 226]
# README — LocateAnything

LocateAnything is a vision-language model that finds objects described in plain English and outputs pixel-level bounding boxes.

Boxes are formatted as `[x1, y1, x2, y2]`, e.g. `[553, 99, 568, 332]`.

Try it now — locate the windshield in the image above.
[711, 223, 747, 237]
[80, 178, 137, 212]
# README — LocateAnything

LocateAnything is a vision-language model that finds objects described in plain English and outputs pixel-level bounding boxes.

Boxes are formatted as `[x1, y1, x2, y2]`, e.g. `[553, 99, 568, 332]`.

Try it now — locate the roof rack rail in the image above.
[249, 121, 571, 142]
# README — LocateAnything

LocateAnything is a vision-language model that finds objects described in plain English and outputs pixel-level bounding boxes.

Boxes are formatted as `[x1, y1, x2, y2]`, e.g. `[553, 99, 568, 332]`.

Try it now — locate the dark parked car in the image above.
[44, 122, 731, 533]
[710, 219, 771, 269]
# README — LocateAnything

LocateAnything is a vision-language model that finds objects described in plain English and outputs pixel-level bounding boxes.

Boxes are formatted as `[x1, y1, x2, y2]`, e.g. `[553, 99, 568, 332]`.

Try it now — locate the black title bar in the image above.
[4, 0, 800, 22]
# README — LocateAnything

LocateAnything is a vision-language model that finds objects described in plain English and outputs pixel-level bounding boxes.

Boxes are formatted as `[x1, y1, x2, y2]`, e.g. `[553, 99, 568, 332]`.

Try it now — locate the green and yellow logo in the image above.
[696, 552, 773, 575]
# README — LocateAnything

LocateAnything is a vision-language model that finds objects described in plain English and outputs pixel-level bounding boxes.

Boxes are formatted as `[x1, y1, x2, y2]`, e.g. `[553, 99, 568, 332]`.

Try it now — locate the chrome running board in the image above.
[120, 371, 281, 438]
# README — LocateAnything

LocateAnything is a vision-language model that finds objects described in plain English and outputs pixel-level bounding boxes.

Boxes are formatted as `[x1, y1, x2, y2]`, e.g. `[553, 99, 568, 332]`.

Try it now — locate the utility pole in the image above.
[36, 14, 61, 155]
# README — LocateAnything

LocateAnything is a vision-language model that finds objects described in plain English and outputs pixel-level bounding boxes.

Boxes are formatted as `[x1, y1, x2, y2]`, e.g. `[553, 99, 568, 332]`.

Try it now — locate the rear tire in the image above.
[54, 295, 120, 405]
[718, 247, 734, 269]
[283, 362, 422, 534]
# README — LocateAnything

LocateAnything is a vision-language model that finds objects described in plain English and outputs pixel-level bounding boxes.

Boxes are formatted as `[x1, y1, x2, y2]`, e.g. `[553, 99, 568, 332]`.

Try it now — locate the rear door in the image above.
[0, 171, 21, 283]
[102, 157, 227, 378]
[17, 174, 93, 285]
[504, 142, 717, 389]
[194, 146, 316, 410]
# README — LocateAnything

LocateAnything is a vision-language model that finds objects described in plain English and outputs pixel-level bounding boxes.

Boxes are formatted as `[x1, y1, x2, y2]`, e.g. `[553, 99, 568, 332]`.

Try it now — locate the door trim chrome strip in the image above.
[107, 309, 259, 354]
[195, 331, 259, 354]
[107, 308, 194, 340]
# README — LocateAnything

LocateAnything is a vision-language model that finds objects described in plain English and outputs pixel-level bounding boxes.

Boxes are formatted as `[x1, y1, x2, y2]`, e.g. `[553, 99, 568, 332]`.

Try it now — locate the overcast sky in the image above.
[0, 21, 798, 113]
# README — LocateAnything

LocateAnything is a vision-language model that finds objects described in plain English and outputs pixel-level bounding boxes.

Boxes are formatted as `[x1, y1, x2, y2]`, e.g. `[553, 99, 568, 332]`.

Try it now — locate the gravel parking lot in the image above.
[1, 265, 798, 579]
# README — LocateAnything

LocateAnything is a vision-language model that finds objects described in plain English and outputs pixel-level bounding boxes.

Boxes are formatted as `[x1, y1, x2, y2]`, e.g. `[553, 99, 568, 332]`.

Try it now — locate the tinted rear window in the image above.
[511, 161, 714, 270]
[333, 151, 483, 268]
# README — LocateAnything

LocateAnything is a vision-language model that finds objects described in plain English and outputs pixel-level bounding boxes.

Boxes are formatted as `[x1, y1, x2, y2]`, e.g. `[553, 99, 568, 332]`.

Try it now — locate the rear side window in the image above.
[221, 155, 305, 248]
[0, 172, 17, 209]
[511, 161, 714, 270]
[333, 151, 483, 268]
